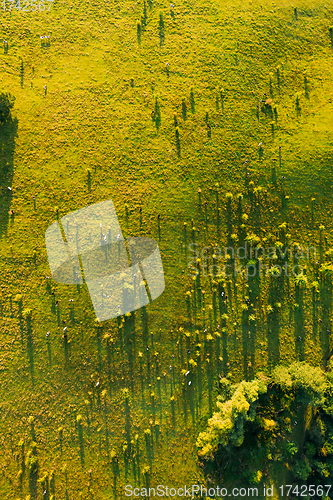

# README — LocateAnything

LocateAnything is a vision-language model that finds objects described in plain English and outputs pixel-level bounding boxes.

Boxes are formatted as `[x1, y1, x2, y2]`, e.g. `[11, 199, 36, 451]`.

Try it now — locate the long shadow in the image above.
[141, 306, 149, 345]
[29, 466, 38, 499]
[112, 454, 120, 500]
[158, 13, 165, 47]
[96, 324, 103, 371]
[319, 276, 332, 364]
[20, 61, 24, 88]
[247, 260, 261, 376]
[103, 400, 110, 460]
[144, 428, 153, 469]
[124, 312, 136, 392]
[0, 116, 18, 238]
[241, 308, 250, 380]
[294, 284, 305, 361]
[267, 310, 280, 368]
[312, 285, 318, 341]
[105, 334, 114, 398]
[28, 444, 39, 500]
[267, 276, 282, 368]
[204, 338, 215, 415]
[241, 305, 256, 381]
[218, 281, 227, 317]
[77, 418, 85, 467]
[26, 315, 35, 384]
[124, 393, 132, 455]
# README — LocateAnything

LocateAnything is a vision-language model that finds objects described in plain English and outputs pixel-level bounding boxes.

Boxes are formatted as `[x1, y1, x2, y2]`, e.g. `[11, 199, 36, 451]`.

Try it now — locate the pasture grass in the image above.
[1, 0, 333, 497]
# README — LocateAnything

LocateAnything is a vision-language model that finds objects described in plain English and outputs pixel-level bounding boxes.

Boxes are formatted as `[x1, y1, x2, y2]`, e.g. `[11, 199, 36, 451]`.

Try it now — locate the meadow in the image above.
[1, 0, 333, 497]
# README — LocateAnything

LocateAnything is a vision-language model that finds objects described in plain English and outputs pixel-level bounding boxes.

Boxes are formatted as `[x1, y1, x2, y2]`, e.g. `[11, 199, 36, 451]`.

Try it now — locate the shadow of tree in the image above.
[319, 274, 332, 364]
[0, 116, 18, 238]
[26, 314, 35, 385]
[158, 13, 165, 47]
[28, 444, 39, 500]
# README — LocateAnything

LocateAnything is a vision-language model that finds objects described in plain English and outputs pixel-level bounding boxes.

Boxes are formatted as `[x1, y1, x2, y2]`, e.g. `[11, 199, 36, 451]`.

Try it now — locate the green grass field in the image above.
[1, 0, 333, 497]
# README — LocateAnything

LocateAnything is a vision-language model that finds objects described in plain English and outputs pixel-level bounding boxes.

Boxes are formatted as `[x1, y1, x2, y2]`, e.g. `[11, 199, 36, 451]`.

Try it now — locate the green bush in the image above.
[292, 458, 312, 480]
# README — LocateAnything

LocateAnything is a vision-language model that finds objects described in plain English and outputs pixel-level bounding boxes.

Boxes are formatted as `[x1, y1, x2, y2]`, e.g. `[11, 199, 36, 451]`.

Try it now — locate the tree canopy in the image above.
[197, 362, 333, 486]
[273, 362, 327, 406]
[197, 377, 268, 457]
